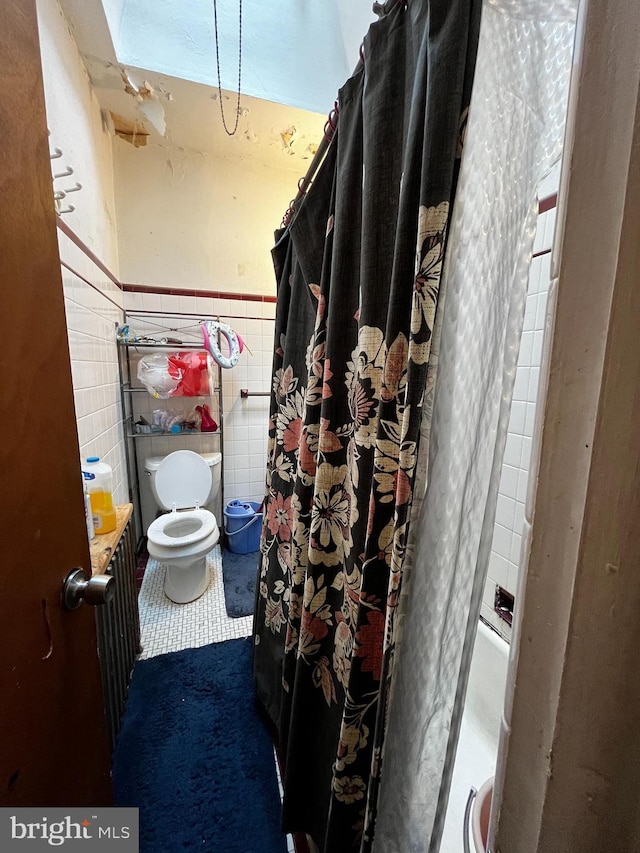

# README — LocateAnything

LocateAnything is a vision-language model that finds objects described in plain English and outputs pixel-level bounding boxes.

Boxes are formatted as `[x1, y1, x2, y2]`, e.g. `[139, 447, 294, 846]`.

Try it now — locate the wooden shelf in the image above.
[89, 504, 133, 576]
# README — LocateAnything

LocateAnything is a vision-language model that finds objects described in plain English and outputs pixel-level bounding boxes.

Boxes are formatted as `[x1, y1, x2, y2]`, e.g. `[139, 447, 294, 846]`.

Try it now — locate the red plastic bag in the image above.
[168, 351, 212, 396]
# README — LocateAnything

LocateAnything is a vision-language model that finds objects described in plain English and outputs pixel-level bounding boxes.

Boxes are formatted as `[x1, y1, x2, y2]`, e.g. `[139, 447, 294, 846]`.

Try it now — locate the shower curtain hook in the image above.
[281, 200, 296, 228]
[323, 101, 340, 143]
[49, 147, 63, 160]
[64, 182, 83, 194]
[57, 204, 75, 215]
[327, 109, 338, 133]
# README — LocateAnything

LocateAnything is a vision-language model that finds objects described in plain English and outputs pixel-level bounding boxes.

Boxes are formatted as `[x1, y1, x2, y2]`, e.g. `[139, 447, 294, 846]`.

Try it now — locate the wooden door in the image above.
[0, 0, 111, 805]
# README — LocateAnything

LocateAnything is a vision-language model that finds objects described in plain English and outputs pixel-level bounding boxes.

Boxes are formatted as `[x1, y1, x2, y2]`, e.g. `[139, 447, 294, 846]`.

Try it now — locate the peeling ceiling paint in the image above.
[58, 0, 374, 170]
[109, 111, 149, 146]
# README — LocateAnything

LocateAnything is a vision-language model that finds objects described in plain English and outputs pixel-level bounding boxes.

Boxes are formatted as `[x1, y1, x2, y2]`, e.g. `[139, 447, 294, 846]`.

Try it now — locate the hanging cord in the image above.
[213, 0, 243, 136]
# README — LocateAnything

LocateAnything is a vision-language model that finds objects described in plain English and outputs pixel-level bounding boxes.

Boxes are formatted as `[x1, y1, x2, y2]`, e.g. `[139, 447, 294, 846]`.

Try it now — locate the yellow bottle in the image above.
[83, 457, 117, 534]
[89, 488, 117, 535]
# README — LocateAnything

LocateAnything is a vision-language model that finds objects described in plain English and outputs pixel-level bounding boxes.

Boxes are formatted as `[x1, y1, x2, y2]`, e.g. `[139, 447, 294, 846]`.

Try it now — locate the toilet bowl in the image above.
[145, 450, 222, 603]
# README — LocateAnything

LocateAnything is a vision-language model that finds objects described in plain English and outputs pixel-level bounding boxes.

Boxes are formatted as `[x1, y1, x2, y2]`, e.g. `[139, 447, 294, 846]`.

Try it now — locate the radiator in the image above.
[95, 518, 141, 750]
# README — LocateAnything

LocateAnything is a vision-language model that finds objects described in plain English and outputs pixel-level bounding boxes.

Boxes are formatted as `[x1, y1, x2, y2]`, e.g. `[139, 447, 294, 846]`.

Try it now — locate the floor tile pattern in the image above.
[138, 545, 252, 659]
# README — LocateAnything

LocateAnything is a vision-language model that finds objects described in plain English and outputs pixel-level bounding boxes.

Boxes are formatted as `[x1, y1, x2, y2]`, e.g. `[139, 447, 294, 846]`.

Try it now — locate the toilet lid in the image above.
[155, 450, 212, 509]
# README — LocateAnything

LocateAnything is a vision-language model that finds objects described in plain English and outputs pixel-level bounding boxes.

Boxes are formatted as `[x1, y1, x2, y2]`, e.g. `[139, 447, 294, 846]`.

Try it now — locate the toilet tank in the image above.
[202, 452, 222, 502]
[144, 452, 222, 509]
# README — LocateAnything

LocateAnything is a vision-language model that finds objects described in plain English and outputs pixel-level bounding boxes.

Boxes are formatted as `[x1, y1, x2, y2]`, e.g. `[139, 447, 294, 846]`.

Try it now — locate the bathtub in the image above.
[440, 619, 509, 853]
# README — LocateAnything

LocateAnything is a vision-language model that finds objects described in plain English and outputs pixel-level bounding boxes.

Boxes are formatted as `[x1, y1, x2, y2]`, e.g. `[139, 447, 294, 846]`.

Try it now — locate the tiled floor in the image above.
[137, 545, 253, 659]
[137, 546, 295, 851]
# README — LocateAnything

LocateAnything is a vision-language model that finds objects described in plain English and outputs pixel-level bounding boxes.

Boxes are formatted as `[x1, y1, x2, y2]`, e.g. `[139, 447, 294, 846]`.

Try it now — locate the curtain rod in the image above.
[279, 0, 408, 229]
[240, 389, 270, 398]
[281, 102, 339, 228]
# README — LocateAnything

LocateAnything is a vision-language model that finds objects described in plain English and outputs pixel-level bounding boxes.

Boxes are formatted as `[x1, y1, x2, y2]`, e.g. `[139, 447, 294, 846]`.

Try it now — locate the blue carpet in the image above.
[222, 549, 260, 618]
[113, 638, 287, 853]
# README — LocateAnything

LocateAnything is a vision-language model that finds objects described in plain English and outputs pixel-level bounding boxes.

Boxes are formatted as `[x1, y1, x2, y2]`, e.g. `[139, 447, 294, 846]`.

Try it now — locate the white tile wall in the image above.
[58, 229, 129, 504]
[220, 308, 275, 504]
[481, 205, 557, 641]
[124, 290, 275, 527]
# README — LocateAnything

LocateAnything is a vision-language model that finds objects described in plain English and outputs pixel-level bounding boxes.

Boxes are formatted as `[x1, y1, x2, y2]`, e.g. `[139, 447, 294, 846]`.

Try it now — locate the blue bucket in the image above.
[224, 500, 263, 554]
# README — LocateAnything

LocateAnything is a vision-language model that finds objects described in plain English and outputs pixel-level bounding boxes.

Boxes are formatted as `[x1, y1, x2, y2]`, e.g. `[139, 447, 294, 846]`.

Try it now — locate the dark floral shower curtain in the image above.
[253, 1, 480, 850]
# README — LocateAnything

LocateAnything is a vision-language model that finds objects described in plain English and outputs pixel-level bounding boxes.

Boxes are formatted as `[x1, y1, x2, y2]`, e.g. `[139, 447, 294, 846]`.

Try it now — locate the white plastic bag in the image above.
[137, 353, 181, 399]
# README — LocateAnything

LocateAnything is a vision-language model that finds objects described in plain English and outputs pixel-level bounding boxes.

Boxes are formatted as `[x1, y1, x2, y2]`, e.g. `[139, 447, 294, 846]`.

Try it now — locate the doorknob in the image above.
[62, 568, 115, 610]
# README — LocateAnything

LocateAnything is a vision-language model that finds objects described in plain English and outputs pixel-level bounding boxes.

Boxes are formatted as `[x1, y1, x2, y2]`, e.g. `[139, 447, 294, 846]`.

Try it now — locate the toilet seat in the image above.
[147, 508, 217, 549]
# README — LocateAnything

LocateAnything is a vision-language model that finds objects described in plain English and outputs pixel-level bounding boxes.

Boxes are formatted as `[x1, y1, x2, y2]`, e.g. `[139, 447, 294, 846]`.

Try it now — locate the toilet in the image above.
[145, 450, 222, 603]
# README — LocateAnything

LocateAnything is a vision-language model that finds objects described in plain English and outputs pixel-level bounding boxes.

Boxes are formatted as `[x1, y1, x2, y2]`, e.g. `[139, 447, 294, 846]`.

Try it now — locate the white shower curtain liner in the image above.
[373, 1, 577, 851]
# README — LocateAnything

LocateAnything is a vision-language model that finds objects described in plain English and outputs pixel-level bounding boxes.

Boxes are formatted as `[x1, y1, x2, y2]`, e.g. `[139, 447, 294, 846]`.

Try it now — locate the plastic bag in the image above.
[147, 409, 200, 434]
[151, 409, 183, 432]
[137, 351, 212, 398]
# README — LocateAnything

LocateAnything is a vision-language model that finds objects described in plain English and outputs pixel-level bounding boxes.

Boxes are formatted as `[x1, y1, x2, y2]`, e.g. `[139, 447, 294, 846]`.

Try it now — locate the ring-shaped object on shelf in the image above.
[202, 320, 241, 369]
